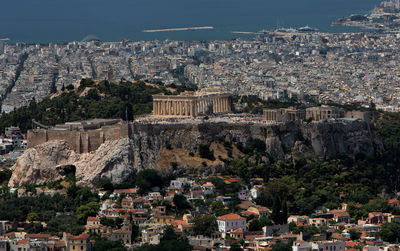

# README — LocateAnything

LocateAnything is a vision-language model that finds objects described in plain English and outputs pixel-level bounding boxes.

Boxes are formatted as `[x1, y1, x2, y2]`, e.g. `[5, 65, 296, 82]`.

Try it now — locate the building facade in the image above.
[263, 107, 305, 122]
[305, 105, 344, 121]
[152, 87, 232, 117]
[263, 105, 345, 122]
[216, 213, 246, 233]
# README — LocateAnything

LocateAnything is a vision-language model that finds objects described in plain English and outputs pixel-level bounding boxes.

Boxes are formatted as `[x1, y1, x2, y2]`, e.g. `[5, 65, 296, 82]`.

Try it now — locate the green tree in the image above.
[46, 215, 85, 235]
[93, 237, 127, 251]
[76, 201, 100, 224]
[210, 201, 227, 216]
[379, 222, 400, 243]
[249, 217, 272, 231]
[271, 243, 292, 251]
[349, 229, 360, 241]
[198, 144, 215, 160]
[271, 195, 282, 224]
[98, 178, 114, 191]
[26, 223, 44, 234]
[27, 212, 39, 222]
[136, 169, 163, 194]
[249, 219, 262, 231]
[193, 215, 217, 236]
[173, 194, 191, 211]
[230, 242, 243, 251]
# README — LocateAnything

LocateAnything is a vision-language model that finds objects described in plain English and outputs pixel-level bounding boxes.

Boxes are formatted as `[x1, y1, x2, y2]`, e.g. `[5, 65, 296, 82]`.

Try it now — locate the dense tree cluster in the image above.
[0, 79, 191, 133]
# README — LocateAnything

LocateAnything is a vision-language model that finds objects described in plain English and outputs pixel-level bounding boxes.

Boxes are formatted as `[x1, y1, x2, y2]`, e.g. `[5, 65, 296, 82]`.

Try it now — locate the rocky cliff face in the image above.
[9, 138, 136, 188]
[9, 119, 382, 187]
[132, 120, 382, 168]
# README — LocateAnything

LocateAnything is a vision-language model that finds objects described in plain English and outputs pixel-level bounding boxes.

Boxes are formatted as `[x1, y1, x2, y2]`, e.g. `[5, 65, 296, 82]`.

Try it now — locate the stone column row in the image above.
[264, 110, 277, 121]
[154, 96, 231, 117]
[153, 100, 196, 117]
[212, 97, 230, 113]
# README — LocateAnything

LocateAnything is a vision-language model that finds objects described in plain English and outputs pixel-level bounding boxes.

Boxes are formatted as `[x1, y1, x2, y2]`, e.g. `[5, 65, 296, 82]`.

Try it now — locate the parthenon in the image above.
[152, 87, 232, 117]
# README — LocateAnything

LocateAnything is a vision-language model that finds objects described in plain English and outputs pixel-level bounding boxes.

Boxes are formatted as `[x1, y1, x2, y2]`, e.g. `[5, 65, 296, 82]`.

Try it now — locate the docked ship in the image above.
[298, 26, 319, 32]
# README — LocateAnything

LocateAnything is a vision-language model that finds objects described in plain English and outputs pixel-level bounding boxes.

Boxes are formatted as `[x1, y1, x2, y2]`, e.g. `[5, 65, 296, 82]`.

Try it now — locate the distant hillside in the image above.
[0, 79, 194, 133]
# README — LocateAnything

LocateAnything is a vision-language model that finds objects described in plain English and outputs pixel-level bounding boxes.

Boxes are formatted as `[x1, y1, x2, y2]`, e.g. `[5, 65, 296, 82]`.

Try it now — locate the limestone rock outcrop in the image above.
[9, 119, 383, 188]
[131, 120, 382, 166]
[9, 140, 78, 188]
[74, 138, 136, 187]
[9, 138, 136, 188]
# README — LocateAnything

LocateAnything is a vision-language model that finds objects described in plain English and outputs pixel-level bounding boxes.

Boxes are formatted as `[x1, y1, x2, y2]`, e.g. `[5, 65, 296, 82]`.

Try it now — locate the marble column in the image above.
[174, 101, 177, 115]
[224, 98, 227, 112]
[163, 101, 166, 115]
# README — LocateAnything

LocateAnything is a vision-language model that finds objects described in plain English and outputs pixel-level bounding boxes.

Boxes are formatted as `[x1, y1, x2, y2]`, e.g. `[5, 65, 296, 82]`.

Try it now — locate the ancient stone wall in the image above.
[27, 123, 130, 153]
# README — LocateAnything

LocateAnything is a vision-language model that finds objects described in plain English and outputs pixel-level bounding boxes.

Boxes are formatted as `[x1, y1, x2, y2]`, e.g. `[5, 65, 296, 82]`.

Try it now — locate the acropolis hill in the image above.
[12, 87, 381, 187]
[15, 115, 381, 188]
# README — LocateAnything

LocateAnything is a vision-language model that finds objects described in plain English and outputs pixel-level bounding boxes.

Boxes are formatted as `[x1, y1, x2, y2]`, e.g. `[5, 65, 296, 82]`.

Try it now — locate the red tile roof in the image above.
[172, 220, 187, 226]
[217, 213, 245, 221]
[113, 188, 137, 194]
[25, 233, 51, 239]
[345, 241, 360, 248]
[231, 228, 243, 234]
[87, 217, 100, 222]
[70, 233, 90, 240]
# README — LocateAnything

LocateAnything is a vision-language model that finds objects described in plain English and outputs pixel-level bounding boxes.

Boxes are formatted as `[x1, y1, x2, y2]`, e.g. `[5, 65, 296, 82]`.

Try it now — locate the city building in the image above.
[216, 213, 246, 234]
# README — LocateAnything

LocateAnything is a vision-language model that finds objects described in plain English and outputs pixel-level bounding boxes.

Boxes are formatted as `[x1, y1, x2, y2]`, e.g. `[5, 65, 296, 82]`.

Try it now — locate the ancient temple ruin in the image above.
[305, 105, 345, 121]
[152, 87, 232, 117]
[263, 105, 345, 122]
[263, 107, 306, 122]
